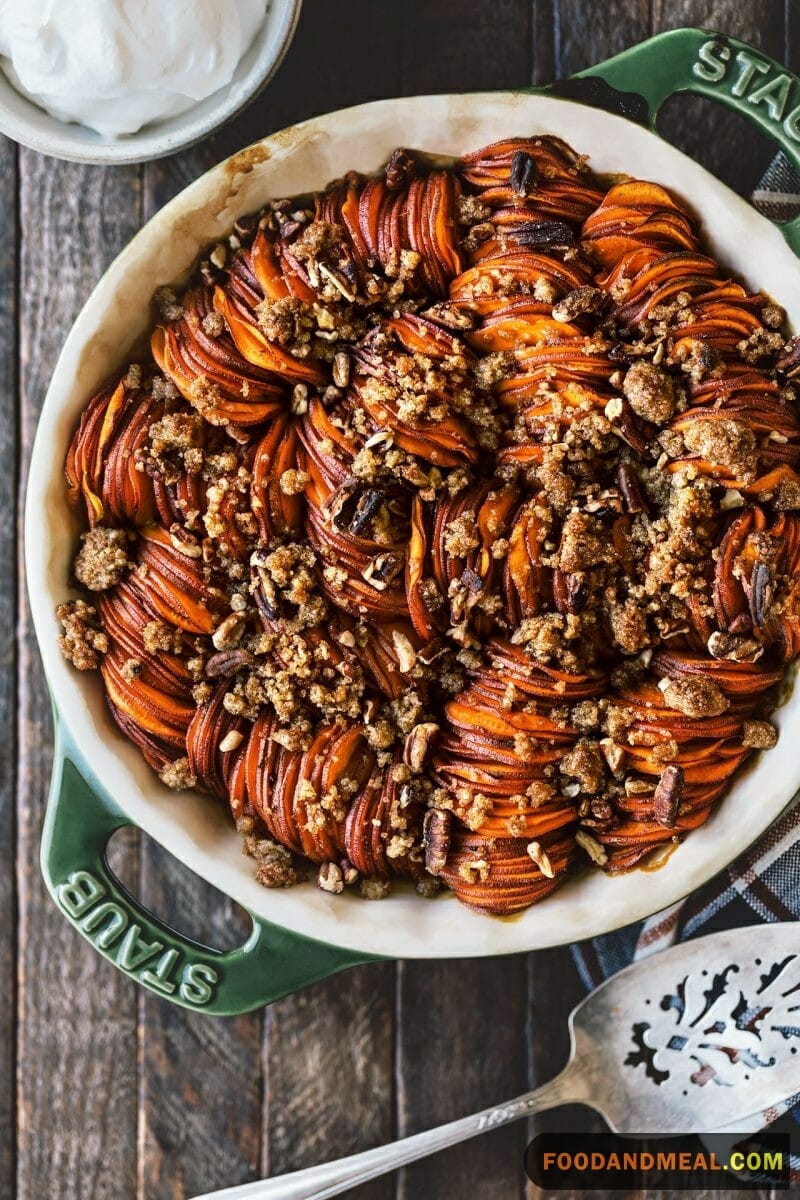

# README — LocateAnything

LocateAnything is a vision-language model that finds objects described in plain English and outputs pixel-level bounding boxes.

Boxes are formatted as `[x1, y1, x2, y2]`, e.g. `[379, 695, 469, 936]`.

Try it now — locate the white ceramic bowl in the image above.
[25, 92, 800, 959]
[0, 0, 303, 165]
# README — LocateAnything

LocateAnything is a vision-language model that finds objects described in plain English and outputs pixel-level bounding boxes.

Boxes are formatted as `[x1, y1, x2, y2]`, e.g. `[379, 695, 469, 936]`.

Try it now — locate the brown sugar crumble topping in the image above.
[56, 600, 108, 670]
[73, 527, 132, 591]
[58, 134, 800, 917]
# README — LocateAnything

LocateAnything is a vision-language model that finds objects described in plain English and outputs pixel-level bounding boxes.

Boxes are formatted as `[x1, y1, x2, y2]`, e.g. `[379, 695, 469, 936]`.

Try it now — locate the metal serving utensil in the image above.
[192, 924, 800, 1200]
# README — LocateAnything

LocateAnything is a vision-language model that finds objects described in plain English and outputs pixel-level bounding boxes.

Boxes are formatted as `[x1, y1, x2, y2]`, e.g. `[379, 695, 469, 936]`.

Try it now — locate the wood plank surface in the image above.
[548, 0, 651, 76]
[264, 960, 394, 1199]
[4, 4, 795, 1200]
[135, 844, 264, 1200]
[396, 956, 530, 1200]
[525, 947, 606, 1200]
[398, 0, 533, 93]
[16, 157, 142, 1200]
[0, 133, 17, 1200]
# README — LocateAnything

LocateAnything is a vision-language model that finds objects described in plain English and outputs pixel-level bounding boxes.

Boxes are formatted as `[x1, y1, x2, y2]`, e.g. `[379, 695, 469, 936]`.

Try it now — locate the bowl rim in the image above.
[25, 90, 800, 958]
[0, 0, 304, 165]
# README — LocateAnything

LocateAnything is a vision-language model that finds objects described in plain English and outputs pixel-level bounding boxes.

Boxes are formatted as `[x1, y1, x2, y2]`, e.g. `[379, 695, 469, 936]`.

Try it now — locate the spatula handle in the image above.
[188, 1066, 580, 1200]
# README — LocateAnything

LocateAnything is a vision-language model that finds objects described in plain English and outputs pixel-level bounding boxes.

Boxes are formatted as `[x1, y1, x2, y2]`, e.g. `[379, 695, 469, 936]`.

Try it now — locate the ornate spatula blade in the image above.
[571, 923, 800, 1131]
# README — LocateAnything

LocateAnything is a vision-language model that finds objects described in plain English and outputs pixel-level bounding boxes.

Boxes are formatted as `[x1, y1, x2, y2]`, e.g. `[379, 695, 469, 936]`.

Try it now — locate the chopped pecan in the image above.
[212, 614, 246, 651]
[385, 147, 417, 191]
[551, 286, 604, 323]
[403, 723, 440, 772]
[748, 561, 773, 627]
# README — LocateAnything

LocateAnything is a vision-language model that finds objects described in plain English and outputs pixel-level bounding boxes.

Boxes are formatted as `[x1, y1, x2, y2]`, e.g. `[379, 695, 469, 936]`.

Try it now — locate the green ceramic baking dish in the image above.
[26, 28, 800, 1014]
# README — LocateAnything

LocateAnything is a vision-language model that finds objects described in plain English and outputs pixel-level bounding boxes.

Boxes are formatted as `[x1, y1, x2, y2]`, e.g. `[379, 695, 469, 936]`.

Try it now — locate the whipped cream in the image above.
[0, 0, 268, 138]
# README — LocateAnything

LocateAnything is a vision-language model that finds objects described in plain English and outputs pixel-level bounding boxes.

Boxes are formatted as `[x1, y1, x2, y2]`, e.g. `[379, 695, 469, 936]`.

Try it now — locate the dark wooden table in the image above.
[2, 2, 795, 1197]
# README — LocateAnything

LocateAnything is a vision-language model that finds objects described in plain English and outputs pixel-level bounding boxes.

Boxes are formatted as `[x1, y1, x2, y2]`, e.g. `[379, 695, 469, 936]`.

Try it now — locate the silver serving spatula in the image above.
[192, 923, 800, 1200]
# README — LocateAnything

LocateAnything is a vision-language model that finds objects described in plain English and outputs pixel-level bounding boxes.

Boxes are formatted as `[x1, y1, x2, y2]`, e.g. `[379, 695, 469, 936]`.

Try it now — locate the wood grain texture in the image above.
[396, 957, 529, 1200]
[525, 947, 648, 1200]
[16, 155, 142, 1200]
[789, 0, 800, 73]
[531, 0, 557, 86]
[0, 133, 17, 1200]
[7, 5, 796, 1200]
[263, 961, 394, 1200]
[135, 857, 263, 1200]
[547, 0, 651, 76]
[399, 0, 533, 93]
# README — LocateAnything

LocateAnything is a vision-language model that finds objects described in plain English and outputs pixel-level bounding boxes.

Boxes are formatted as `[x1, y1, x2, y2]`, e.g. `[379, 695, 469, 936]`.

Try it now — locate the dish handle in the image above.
[550, 27, 800, 258]
[41, 722, 381, 1014]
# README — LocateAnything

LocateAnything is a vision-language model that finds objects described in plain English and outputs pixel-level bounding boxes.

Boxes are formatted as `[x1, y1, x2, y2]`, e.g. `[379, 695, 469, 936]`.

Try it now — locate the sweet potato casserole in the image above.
[58, 135, 800, 915]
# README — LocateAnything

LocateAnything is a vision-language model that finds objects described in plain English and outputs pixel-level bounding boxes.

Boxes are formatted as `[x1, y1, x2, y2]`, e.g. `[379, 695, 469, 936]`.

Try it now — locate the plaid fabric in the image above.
[569, 153, 800, 1180]
[750, 152, 800, 224]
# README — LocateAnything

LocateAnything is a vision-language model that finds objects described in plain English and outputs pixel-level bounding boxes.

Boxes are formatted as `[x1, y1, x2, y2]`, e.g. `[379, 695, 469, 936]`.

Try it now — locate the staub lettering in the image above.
[693, 39, 800, 142]
[55, 869, 219, 1005]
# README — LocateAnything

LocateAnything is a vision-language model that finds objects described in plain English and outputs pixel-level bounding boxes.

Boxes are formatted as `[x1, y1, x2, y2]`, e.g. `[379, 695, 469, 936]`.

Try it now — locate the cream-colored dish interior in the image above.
[25, 93, 800, 958]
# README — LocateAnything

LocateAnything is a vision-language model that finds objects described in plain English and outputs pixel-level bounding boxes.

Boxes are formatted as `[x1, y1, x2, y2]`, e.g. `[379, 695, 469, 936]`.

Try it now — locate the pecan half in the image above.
[509, 149, 538, 198]
[423, 809, 451, 875]
[616, 463, 648, 514]
[513, 219, 574, 248]
[211, 614, 246, 651]
[748, 561, 773, 627]
[652, 765, 684, 828]
[204, 649, 254, 678]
